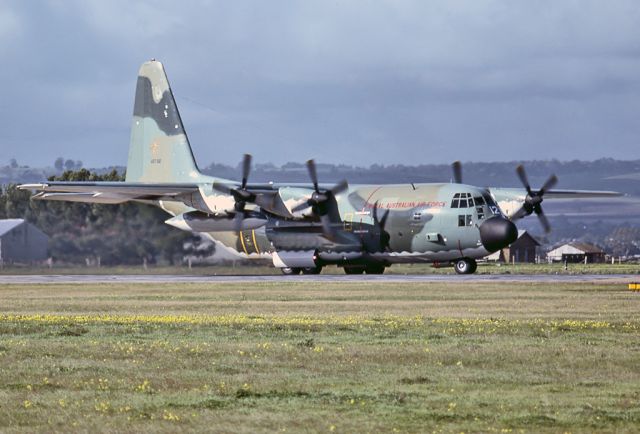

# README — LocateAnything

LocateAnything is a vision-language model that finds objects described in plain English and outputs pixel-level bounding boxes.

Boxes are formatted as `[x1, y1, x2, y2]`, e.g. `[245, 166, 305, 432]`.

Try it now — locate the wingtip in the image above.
[17, 183, 47, 190]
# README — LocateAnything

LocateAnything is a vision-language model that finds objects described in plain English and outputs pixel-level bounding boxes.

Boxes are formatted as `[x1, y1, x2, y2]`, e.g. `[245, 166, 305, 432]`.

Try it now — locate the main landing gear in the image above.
[454, 258, 477, 275]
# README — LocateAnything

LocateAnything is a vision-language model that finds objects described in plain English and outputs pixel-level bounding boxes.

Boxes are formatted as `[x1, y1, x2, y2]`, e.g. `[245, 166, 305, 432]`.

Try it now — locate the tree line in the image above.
[0, 169, 209, 266]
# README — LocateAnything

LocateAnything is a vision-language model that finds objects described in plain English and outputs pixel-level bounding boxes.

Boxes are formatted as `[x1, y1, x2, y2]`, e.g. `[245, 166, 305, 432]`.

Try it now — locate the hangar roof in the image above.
[0, 219, 25, 237]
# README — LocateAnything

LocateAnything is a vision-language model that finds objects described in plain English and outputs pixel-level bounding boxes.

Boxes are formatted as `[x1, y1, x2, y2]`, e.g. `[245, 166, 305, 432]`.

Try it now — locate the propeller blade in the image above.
[510, 205, 530, 221]
[372, 201, 380, 223]
[516, 165, 533, 196]
[379, 208, 390, 229]
[452, 161, 462, 184]
[539, 174, 558, 196]
[291, 200, 312, 213]
[330, 179, 349, 196]
[241, 154, 252, 189]
[212, 181, 233, 195]
[372, 201, 389, 226]
[536, 208, 551, 233]
[306, 159, 319, 193]
[320, 215, 335, 240]
[234, 199, 246, 213]
[233, 212, 245, 233]
[372, 201, 391, 251]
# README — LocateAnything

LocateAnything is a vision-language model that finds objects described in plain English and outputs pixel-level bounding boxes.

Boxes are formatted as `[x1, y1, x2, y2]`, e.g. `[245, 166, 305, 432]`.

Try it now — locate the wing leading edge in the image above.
[19, 182, 201, 204]
[490, 187, 623, 203]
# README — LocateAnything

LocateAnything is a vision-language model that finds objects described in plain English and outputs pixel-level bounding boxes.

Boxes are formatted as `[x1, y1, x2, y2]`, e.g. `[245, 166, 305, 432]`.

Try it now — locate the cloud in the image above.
[1, 0, 640, 167]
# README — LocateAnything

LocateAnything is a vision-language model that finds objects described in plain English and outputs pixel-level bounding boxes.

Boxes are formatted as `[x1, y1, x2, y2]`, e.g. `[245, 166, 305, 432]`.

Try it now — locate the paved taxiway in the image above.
[0, 274, 634, 284]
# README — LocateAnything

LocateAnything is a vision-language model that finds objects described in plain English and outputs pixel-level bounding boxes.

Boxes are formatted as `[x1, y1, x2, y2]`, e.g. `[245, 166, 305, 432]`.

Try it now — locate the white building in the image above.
[546, 242, 606, 263]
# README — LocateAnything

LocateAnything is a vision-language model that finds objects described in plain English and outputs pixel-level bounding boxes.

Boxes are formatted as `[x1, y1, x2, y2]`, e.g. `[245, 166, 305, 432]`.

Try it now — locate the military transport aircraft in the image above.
[19, 60, 620, 275]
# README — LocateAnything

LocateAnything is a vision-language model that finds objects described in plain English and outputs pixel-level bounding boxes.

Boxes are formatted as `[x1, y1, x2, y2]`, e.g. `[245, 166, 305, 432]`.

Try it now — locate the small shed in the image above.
[546, 242, 606, 264]
[486, 230, 540, 263]
[0, 219, 49, 265]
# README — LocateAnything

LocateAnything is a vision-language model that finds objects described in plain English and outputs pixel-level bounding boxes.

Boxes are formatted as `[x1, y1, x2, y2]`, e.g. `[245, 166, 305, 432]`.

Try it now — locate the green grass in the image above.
[0, 281, 639, 432]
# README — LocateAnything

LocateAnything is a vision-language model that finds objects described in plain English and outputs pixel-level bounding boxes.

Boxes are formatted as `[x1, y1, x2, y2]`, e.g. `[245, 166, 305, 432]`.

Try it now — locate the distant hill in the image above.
[202, 158, 640, 196]
[3, 158, 640, 195]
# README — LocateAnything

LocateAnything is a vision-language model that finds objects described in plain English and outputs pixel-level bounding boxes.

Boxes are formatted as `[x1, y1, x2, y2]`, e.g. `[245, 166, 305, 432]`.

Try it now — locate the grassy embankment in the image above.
[0, 280, 639, 432]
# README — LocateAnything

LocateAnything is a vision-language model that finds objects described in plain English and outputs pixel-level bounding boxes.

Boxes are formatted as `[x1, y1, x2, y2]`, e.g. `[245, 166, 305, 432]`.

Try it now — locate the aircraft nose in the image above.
[479, 216, 518, 252]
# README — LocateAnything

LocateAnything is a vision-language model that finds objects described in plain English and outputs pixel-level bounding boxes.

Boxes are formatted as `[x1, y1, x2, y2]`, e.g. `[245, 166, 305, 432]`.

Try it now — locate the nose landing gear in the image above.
[454, 258, 477, 275]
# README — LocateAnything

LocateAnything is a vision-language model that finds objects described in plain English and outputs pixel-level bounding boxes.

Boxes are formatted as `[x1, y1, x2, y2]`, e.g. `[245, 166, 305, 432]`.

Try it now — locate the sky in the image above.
[1, 0, 640, 169]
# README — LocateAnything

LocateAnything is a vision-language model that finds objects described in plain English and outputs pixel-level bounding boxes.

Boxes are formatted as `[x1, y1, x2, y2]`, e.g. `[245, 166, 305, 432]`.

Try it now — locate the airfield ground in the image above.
[0, 279, 639, 433]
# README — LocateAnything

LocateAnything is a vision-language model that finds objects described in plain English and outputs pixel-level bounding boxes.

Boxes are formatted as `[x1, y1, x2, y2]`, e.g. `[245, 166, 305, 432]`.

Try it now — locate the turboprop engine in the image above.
[166, 211, 267, 232]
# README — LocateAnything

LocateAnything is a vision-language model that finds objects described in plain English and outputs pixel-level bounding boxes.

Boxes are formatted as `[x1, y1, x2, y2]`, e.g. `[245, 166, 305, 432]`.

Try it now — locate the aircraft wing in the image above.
[489, 187, 623, 219]
[489, 187, 622, 202]
[18, 182, 201, 204]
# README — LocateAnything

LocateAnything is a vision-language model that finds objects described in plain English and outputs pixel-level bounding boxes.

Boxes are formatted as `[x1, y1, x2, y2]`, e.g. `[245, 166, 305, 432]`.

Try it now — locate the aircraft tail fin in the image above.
[125, 60, 201, 183]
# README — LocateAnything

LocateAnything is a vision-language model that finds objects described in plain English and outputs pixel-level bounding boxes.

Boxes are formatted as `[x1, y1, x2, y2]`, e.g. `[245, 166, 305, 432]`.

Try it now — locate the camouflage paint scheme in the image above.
[19, 61, 620, 273]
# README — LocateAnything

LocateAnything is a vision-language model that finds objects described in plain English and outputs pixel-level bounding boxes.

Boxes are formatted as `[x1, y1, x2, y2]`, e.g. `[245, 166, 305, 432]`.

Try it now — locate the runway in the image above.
[0, 273, 635, 284]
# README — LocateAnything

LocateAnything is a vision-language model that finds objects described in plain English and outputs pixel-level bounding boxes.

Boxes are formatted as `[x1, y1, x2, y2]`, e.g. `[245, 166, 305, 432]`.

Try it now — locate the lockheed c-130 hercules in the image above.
[20, 60, 620, 275]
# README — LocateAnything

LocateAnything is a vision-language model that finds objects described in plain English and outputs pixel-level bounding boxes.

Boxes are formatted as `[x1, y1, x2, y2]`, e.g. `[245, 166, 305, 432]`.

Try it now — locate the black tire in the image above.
[344, 266, 365, 275]
[302, 266, 323, 275]
[281, 267, 302, 275]
[364, 265, 386, 274]
[454, 258, 477, 275]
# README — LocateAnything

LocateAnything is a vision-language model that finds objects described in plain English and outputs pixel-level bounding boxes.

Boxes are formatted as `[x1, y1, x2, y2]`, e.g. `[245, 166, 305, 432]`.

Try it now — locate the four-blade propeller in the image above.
[291, 159, 349, 239]
[212, 154, 256, 230]
[212, 154, 255, 212]
[511, 164, 558, 233]
[291, 160, 349, 212]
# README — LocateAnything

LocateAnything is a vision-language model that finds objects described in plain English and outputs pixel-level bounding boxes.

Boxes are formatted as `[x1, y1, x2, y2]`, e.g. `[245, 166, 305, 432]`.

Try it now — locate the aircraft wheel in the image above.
[281, 267, 302, 276]
[344, 266, 365, 275]
[364, 265, 386, 274]
[301, 266, 323, 275]
[454, 258, 477, 275]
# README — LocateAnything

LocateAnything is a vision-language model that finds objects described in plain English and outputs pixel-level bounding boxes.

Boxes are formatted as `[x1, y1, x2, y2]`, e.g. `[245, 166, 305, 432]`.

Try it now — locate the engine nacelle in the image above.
[166, 211, 266, 232]
[272, 250, 318, 268]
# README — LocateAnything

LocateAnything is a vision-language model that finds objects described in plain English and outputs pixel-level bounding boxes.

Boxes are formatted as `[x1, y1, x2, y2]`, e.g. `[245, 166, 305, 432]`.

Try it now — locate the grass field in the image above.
[0, 280, 639, 433]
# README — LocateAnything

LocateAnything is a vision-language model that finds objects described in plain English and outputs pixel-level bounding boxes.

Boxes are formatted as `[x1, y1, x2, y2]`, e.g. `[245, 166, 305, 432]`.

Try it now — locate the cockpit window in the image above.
[482, 193, 497, 207]
[451, 192, 474, 208]
[451, 193, 460, 208]
[482, 192, 500, 215]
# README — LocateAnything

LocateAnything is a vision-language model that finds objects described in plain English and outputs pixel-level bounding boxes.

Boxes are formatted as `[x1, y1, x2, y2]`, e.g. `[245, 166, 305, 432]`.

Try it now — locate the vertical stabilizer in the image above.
[126, 60, 201, 182]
